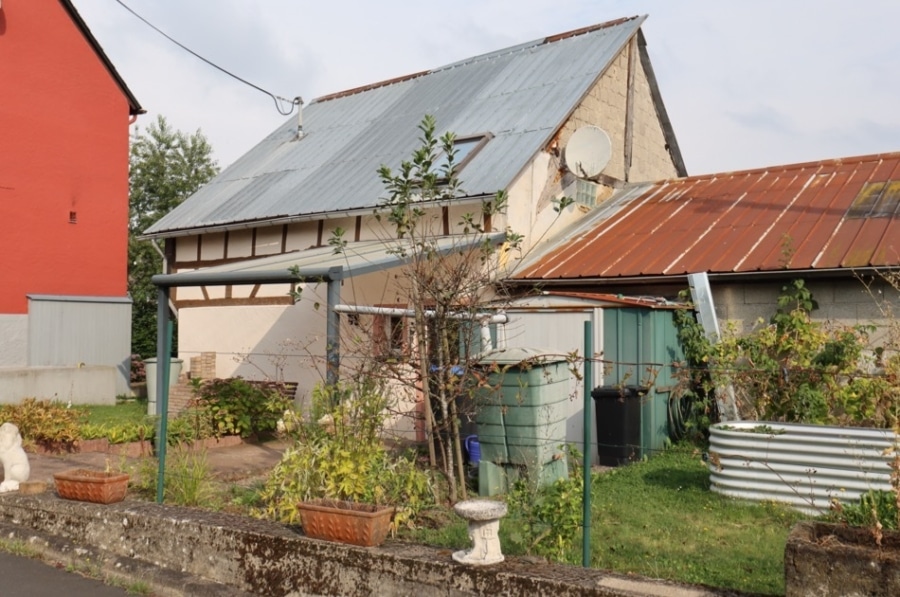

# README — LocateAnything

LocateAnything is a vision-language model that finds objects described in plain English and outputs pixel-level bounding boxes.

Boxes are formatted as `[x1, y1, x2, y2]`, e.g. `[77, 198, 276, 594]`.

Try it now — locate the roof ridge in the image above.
[312, 15, 643, 105]
[59, 0, 144, 115]
[665, 150, 900, 185]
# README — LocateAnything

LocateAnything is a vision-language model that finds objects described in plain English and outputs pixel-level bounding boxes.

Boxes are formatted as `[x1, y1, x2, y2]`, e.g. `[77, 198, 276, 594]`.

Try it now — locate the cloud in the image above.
[72, 0, 900, 173]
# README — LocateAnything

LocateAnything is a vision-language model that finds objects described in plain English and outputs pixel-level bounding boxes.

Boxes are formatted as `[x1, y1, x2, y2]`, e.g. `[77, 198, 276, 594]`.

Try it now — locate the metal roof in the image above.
[145, 16, 647, 238]
[514, 152, 900, 282]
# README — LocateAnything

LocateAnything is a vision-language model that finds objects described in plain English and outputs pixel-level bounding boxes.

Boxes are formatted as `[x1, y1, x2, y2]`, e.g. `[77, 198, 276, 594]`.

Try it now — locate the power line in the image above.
[113, 0, 301, 115]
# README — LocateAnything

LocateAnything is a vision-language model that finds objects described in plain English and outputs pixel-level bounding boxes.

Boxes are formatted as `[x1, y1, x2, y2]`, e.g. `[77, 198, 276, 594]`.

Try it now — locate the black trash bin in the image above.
[591, 386, 648, 466]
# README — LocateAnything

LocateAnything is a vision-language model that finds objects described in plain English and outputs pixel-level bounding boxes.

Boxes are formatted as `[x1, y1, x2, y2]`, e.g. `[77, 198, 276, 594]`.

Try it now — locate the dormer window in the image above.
[436, 133, 493, 174]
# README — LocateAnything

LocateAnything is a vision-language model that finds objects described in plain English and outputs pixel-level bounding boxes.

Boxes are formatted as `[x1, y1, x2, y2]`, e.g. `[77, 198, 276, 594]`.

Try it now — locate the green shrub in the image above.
[506, 445, 584, 562]
[256, 380, 434, 529]
[190, 378, 293, 438]
[166, 407, 215, 445]
[124, 446, 218, 508]
[676, 279, 900, 429]
[829, 490, 899, 531]
[0, 398, 82, 451]
[164, 445, 218, 507]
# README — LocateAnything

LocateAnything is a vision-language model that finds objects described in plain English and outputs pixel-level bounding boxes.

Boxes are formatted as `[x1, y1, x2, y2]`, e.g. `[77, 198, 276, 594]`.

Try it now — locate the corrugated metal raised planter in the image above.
[708, 421, 896, 514]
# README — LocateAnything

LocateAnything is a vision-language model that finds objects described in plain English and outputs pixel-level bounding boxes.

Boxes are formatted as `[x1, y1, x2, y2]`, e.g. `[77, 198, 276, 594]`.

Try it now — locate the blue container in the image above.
[465, 435, 480, 465]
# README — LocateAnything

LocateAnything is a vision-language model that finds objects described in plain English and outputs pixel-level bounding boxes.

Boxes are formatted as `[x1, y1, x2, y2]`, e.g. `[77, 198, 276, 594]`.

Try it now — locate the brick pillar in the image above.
[190, 352, 217, 380]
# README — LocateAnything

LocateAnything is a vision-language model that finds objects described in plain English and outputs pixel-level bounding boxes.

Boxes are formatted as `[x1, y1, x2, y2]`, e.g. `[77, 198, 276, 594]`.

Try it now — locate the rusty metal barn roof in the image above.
[514, 152, 900, 282]
[145, 16, 648, 238]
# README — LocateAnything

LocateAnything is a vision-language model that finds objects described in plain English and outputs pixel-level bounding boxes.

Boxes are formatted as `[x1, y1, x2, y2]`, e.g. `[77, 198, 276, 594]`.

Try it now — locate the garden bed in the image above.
[27, 434, 245, 457]
[785, 521, 900, 596]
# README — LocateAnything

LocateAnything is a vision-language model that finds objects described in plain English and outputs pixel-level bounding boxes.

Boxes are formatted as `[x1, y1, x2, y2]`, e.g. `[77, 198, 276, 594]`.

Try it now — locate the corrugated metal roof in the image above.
[145, 16, 646, 238]
[514, 152, 900, 282]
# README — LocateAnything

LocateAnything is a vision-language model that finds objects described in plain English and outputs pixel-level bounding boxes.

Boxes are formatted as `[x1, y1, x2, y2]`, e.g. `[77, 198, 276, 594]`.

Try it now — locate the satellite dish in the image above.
[564, 126, 611, 180]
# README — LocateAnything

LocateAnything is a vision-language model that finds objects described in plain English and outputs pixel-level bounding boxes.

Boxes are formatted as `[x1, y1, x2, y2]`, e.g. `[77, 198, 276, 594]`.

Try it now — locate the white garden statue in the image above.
[0, 422, 30, 492]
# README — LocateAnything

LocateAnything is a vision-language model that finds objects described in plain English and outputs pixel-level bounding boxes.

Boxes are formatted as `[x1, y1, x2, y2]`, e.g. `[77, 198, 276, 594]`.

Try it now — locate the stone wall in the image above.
[785, 521, 900, 597]
[0, 494, 731, 597]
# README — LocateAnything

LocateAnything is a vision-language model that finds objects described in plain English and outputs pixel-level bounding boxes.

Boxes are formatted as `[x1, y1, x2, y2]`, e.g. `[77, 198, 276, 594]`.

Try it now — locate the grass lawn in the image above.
[79, 400, 152, 427]
[586, 445, 805, 595]
[403, 444, 808, 596]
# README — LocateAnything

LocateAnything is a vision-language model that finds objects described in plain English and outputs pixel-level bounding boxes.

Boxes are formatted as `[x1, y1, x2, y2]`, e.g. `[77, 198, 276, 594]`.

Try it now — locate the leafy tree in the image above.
[332, 116, 532, 501]
[129, 115, 218, 357]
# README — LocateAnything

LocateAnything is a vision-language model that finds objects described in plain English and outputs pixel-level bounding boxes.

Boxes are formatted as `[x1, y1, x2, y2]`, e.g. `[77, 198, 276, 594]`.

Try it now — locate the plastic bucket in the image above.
[465, 435, 481, 465]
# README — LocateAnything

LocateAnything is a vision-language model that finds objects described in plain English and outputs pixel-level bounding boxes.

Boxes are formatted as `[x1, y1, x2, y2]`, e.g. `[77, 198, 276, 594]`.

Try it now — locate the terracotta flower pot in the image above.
[53, 469, 130, 504]
[298, 499, 394, 547]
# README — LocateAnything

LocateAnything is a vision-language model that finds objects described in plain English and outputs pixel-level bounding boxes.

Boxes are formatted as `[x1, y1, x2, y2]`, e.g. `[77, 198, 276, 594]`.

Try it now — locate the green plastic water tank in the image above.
[474, 347, 570, 494]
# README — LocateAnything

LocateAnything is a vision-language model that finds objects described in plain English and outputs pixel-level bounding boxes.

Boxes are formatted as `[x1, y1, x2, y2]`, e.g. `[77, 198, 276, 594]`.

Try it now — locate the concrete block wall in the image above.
[0, 366, 116, 405]
[712, 278, 899, 348]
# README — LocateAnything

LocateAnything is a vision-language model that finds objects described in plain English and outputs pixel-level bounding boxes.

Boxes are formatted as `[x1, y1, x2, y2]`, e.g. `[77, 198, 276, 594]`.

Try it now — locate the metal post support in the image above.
[155, 287, 172, 504]
[582, 320, 593, 567]
[325, 270, 342, 390]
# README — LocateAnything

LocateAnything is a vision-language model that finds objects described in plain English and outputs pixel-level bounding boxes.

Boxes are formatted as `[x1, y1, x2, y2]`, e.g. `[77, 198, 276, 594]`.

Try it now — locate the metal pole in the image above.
[582, 320, 593, 567]
[156, 287, 172, 504]
[325, 272, 342, 390]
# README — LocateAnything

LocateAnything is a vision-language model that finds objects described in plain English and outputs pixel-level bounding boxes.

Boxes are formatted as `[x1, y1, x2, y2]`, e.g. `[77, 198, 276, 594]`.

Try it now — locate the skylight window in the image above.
[435, 133, 493, 175]
[848, 181, 900, 219]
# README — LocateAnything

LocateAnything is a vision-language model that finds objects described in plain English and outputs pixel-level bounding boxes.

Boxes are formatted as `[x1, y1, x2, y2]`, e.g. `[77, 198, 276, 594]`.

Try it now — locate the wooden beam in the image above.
[174, 296, 294, 309]
[624, 36, 637, 183]
[637, 29, 688, 176]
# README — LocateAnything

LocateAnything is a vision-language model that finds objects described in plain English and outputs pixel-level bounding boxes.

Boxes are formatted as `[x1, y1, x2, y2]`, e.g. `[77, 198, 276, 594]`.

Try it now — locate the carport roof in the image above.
[152, 234, 506, 288]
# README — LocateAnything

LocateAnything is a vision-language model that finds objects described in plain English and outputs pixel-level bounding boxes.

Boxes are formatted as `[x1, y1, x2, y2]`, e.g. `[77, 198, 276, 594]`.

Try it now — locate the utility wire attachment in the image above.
[114, 0, 300, 116]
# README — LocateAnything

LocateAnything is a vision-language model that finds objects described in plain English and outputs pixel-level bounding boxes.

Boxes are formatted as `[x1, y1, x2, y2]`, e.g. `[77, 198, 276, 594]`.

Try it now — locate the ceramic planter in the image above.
[53, 469, 130, 504]
[298, 499, 394, 547]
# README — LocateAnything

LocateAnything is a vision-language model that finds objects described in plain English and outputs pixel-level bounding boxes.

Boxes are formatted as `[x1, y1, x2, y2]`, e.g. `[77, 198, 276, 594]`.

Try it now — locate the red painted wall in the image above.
[0, 1, 131, 314]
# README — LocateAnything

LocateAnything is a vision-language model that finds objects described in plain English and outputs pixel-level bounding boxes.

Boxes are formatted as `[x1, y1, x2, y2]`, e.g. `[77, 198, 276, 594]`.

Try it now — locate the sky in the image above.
[71, 0, 900, 176]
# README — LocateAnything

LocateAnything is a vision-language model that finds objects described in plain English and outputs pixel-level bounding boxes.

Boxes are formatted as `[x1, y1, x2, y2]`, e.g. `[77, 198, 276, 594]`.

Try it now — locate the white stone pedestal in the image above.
[452, 499, 508, 566]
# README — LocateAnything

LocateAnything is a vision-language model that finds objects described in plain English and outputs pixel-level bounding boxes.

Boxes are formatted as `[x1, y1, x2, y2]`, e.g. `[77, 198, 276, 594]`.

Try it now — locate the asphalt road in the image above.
[0, 552, 130, 596]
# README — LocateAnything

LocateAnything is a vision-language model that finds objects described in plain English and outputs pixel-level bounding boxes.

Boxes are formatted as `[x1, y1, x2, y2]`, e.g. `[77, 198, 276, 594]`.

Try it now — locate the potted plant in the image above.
[54, 468, 130, 504]
[296, 498, 395, 547]
[257, 378, 433, 547]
